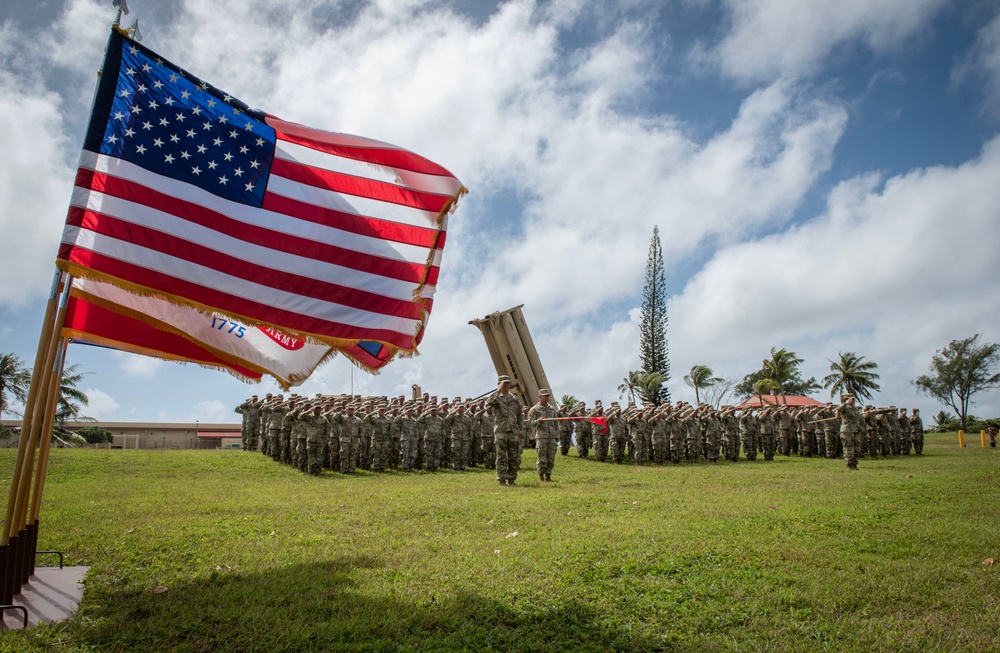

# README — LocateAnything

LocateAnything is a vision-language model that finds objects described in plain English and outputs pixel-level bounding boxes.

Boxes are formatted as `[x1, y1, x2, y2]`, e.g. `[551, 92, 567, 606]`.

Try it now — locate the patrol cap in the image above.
[539, 389, 551, 396]
[498, 375, 511, 383]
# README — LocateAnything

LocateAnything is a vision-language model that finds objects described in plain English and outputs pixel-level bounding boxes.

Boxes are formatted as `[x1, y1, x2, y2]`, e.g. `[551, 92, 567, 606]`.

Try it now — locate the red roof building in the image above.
[734, 395, 827, 409]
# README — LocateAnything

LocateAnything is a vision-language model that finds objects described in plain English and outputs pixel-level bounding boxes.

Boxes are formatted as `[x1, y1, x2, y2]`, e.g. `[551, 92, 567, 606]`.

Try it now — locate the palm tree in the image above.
[560, 395, 580, 411]
[753, 378, 778, 409]
[0, 353, 32, 423]
[683, 365, 722, 406]
[822, 351, 881, 404]
[636, 371, 667, 407]
[53, 364, 91, 446]
[762, 347, 803, 405]
[618, 370, 643, 404]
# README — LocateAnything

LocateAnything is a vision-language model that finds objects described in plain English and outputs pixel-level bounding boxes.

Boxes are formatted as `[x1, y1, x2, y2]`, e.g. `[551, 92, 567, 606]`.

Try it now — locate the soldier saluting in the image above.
[488, 375, 526, 486]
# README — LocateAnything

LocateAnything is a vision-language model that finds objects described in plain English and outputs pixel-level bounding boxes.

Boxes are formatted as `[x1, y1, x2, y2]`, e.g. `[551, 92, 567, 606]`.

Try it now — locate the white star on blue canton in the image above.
[136, 144, 147, 154]
[153, 138, 163, 147]
[245, 182, 254, 191]
[165, 153, 175, 163]
[192, 166, 201, 175]
[219, 175, 228, 185]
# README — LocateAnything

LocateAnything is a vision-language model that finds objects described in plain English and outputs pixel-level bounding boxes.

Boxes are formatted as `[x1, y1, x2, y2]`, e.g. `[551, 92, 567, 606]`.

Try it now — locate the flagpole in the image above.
[8, 277, 71, 590]
[25, 337, 69, 580]
[0, 270, 65, 603]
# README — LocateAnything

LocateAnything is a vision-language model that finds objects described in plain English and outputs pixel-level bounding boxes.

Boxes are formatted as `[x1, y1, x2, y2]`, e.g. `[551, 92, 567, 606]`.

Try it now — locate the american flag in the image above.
[58, 28, 464, 365]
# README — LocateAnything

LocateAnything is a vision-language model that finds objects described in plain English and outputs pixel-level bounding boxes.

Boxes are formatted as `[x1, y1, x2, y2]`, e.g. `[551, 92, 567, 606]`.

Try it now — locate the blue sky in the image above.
[1, 0, 999, 424]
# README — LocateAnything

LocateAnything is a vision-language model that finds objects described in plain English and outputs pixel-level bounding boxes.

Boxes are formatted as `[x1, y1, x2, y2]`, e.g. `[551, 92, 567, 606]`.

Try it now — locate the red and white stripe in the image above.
[58, 118, 464, 352]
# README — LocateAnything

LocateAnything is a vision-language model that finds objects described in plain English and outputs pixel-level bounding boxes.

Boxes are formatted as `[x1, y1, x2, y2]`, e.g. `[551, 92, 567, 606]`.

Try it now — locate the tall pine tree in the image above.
[639, 226, 670, 404]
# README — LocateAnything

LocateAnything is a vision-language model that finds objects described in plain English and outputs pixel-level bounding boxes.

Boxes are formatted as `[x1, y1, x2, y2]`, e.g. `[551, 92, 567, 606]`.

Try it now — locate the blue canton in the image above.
[99, 40, 276, 207]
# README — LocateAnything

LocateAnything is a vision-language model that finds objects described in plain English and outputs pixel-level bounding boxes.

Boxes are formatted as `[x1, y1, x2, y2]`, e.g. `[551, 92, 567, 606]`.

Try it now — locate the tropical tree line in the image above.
[620, 333, 997, 433]
[0, 352, 93, 445]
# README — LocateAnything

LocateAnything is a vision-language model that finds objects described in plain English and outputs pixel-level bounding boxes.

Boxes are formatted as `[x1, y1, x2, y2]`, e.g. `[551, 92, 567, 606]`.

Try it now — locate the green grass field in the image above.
[0, 433, 997, 652]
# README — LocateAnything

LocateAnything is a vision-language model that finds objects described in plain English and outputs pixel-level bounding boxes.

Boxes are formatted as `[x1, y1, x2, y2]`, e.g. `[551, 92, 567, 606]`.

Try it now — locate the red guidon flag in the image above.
[57, 28, 464, 371]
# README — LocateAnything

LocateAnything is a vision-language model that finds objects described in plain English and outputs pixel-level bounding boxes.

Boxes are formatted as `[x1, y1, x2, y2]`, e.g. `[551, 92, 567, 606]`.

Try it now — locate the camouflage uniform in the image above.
[684, 412, 702, 463]
[365, 410, 393, 472]
[591, 407, 609, 462]
[886, 409, 901, 455]
[292, 407, 310, 472]
[739, 410, 758, 461]
[651, 410, 669, 464]
[480, 408, 496, 469]
[759, 409, 776, 461]
[629, 409, 652, 465]
[528, 392, 559, 481]
[335, 410, 363, 473]
[777, 409, 794, 456]
[721, 410, 740, 462]
[575, 407, 592, 458]
[821, 408, 840, 459]
[420, 409, 446, 472]
[446, 409, 474, 470]
[557, 409, 574, 456]
[488, 381, 525, 485]
[701, 411, 721, 463]
[324, 410, 341, 470]
[398, 410, 420, 471]
[390, 410, 402, 469]
[305, 409, 328, 476]
[278, 403, 295, 464]
[667, 412, 684, 464]
[898, 409, 911, 455]
[909, 411, 924, 455]
[608, 408, 627, 464]
[838, 400, 865, 469]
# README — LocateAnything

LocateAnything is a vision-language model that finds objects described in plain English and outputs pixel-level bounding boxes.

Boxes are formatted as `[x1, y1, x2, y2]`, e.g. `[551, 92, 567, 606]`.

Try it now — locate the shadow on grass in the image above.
[71, 556, 662, 652]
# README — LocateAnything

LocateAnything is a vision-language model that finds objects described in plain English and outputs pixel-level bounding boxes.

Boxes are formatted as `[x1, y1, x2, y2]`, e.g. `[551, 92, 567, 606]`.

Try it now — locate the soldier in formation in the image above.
[235, 389, 927, 479]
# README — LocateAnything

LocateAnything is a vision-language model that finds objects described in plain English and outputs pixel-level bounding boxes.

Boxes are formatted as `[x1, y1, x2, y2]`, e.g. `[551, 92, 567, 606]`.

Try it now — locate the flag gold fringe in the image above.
[66, 287, 342, 390]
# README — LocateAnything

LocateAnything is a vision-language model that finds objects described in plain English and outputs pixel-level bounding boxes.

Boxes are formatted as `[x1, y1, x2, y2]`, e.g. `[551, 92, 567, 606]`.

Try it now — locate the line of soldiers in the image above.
[235, 391, 506, 476]
[552, 398, 924, 467]
[234, 390, 925, 477]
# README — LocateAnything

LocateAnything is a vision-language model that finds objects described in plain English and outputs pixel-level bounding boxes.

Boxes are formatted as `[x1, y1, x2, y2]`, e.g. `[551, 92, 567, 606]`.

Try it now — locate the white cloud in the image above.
[83, 387, 120, 420]
[113, 351, 164, 378]
[701, 0, 945, 82]
[952, 10, 1000, 120]
[668, 135, 1000, 412]
[178, 400, 233, 424]
[0, 34, 76, 308]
